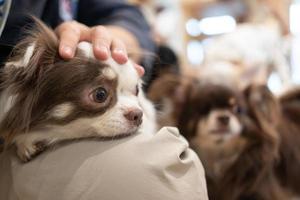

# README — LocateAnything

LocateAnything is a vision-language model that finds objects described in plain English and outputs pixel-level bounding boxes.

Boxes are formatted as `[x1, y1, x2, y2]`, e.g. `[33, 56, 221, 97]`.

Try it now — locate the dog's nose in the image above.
[124, 109, 143, 126]
[218, 115, 230, 126]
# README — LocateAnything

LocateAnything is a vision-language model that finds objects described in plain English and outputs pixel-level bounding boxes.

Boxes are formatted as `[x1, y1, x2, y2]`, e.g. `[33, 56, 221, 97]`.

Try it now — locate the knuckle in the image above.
[114, 38, 125, 46]
[92, 26, 106, 34]
[92, 32, 112, 47]
[58, 21, 80, 36]
[92, 26, 111, 41]
[113, 39, 126, 50]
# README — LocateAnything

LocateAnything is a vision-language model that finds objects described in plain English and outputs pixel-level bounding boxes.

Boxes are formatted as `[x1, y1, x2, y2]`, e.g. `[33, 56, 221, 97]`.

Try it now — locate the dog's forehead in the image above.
[77, 42, 139, 89]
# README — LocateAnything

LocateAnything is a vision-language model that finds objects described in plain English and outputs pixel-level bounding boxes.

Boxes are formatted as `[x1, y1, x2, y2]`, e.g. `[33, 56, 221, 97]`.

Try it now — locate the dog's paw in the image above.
[15, 138, 47, 162]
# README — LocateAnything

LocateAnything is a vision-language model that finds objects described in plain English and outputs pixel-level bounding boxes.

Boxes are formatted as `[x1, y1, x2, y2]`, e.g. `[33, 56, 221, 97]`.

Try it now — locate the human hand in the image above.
[55, 21, 144, 76]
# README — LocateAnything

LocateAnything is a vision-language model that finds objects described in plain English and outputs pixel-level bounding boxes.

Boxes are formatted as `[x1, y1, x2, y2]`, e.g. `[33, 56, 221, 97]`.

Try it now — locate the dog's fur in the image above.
[0, 20, 156, 162]
[178, 82, 300, 199]
[275, 87, 300, 196]
[147, 74, 197, 129]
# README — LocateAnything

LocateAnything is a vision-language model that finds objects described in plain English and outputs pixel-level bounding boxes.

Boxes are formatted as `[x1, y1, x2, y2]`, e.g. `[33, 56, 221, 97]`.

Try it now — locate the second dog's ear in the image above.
[147, 74, 195, 109]
[244, 84, 281, 125]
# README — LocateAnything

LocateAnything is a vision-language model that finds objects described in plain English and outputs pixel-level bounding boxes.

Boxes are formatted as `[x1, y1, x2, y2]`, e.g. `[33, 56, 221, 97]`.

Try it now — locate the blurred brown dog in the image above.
[149, 73, 300, 199]
[179, 83, 300, 200]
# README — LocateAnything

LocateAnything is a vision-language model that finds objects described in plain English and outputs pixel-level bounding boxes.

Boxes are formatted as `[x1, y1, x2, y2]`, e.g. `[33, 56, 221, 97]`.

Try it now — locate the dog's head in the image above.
[0, 20, 156, 144]
[179, 83, 243, 143]
[180, 82, 282, 184]
[176, 83, 245, 179]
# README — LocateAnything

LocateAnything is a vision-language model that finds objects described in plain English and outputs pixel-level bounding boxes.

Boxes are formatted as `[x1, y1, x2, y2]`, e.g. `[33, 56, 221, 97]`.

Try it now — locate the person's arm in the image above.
[0, 127, 208, 200]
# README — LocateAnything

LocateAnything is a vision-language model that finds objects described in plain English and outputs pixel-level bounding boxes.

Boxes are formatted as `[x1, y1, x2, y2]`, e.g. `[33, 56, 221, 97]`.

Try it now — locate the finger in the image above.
[56, 21, 89, 59]
[134, 63, 145, 77]
[111, 38, 128, 64]
[91, 26, 112, 61]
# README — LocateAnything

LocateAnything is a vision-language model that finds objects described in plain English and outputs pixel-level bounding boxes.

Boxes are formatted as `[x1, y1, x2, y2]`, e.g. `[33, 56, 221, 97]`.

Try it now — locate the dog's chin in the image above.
[105, 131, 138, 140]
[108, 125, 141, 138]
[210, 129, 240, 135]
[206, 127, 241, 142]
[210, 128, 231, 135]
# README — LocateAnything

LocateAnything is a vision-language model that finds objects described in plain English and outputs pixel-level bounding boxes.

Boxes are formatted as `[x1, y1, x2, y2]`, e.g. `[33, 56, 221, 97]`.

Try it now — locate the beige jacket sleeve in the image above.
[0, 127, 208, 200]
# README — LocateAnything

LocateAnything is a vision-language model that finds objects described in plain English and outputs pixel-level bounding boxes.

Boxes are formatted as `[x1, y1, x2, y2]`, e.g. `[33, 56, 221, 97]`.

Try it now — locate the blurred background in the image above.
[129, 0, 300, 93]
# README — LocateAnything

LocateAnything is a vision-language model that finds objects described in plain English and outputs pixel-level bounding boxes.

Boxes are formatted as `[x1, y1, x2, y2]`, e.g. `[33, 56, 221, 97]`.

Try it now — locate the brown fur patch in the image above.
[147, 74, 198, 129]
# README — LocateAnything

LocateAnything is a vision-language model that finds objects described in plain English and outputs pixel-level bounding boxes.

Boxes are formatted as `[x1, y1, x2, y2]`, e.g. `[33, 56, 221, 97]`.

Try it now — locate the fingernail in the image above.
[63, 46, 73, 57]
[113, 48, 124, 54]
[114, 49, 128, 59]
[98, 45, 109, 55]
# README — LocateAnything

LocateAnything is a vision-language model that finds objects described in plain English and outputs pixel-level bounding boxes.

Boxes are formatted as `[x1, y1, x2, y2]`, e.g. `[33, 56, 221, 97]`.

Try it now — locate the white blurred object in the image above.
[186, 18, 201, 37]
[291, 37, 300, 84]
[199, 61, 240, 88]
[202, 24, 292, 90]
[290, 2, 300, 35]
[156, 9, 178, 38]
[187, 40, 204, 65]
[290, 1, 300, 87]
[199, 15, 236, 35]
[154, 0, 184, 55]
[268, 72, 283, 94]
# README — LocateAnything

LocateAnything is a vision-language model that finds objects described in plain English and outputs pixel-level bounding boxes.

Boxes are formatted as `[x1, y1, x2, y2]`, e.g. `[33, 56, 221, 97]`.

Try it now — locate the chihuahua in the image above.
[0, 20, 156, 162]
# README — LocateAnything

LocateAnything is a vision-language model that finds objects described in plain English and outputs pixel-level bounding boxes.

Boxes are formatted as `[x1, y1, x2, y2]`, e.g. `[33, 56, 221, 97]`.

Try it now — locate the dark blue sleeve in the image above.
[76, 0, 155, 55]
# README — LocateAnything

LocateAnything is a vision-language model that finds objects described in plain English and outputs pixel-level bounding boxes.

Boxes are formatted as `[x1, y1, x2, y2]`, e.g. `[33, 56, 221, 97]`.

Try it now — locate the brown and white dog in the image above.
[0, 20, 156, 162]
[179, 82, 300, 200]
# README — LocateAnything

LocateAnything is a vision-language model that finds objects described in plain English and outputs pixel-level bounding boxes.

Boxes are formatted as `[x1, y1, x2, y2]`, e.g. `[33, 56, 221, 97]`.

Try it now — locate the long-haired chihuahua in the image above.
[0, 19, 156, 162]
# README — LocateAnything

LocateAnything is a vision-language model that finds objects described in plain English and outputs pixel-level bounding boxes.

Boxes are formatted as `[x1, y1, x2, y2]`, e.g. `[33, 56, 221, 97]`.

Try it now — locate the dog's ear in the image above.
[3, 17, 59, 87]
[147, 74, 196, 109]
[243, 84, 280, 149]
[0, 18, 59, 144]
[177, 79, 200, 140]
[280, 87, 300, 121]
[244, 84, 280, 125]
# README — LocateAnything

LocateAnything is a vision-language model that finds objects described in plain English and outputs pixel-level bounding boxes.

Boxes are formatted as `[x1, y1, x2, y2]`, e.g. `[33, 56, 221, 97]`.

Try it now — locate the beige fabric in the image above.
[0, 127, 208, 200]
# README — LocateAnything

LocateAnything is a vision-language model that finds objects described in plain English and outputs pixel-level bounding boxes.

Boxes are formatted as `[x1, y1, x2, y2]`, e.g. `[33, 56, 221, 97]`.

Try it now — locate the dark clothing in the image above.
[0, 0, 155, 79]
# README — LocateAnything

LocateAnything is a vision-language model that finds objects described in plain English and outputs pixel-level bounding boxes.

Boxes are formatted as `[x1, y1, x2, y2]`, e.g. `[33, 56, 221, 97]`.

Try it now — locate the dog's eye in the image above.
[135, 85, 139, 96]
[92, 87, 108, 103]
[233, 105, 243, 114]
